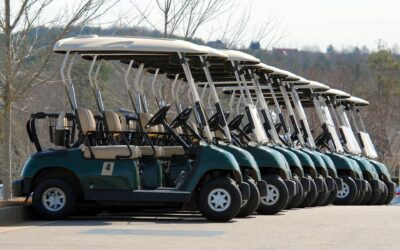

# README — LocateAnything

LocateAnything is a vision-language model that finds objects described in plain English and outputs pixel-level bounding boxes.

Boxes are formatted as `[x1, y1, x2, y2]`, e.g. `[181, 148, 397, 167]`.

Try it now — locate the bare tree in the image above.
[0, 0, 119, 200]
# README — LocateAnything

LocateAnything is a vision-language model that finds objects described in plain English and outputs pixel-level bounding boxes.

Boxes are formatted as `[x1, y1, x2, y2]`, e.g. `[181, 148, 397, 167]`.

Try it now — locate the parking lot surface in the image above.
[0, 206, 399, 250]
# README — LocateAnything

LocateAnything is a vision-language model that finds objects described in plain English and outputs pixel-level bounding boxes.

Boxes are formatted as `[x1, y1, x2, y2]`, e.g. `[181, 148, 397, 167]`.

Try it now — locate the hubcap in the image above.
[261, 184, 280, 206]
[42, 187, 66, 212]
[207, 188, 231, 212]
[337, 182, 350, 198]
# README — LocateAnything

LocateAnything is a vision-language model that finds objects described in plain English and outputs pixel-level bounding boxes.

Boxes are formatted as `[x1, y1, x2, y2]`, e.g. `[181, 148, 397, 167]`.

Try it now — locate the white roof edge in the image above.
[221, 50, 260, 63]
[53, 35, 208, 54]
[295, 80, 330, 91]
[346, 96, 369, 106]
[324, 88, 351, 98]
[196, 45, 228, 58]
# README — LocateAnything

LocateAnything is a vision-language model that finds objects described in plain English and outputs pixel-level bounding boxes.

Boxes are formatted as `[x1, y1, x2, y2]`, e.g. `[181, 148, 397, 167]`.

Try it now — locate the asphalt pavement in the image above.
[0, 206, 399, 250]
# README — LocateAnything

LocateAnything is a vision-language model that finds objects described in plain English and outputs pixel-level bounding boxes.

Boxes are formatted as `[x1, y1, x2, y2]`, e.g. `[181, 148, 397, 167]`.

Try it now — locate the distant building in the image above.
[272, 48, 299, 56]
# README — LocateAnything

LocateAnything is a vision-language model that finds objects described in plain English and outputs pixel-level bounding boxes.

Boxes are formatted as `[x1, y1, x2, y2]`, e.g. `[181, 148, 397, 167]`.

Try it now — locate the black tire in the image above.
[311, 177, 329, 207]
[237, 176, 260, 218]
[369, 190, 381, 205]
[32, 179, 76, 220]
[353, 189, 365, 205]
[321, 182, 338, 206]
[384, 186, 395, 205]
[286, 177, 304, 209]
[257, 175, 289, 215]
[360, 182, 372, 205]
[299, 175, 318, 208]
[333, 175, 358, 205]
[198, 177, 242, 222]
[376, 183, 388, 205]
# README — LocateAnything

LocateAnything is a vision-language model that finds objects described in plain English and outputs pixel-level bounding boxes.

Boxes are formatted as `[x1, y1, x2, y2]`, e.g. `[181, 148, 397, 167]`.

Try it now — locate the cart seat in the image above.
[162, 146, 186, 157]
[82, 145, 142, 159]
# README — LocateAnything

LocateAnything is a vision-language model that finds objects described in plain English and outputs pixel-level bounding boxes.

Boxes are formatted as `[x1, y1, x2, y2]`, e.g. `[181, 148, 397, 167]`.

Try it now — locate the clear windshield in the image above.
[317, 97, 344, 153]
[335, 107, 362, 154]
[246, 104, 269, 144]
[358, 131, 379, 158]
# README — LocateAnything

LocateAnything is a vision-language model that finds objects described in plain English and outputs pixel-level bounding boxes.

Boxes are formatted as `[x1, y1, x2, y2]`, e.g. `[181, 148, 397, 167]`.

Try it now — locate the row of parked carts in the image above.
[11, 36, 397, 222]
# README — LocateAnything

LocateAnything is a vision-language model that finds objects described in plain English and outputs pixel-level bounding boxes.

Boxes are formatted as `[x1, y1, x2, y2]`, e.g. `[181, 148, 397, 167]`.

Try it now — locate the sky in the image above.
[47, 0, 400, 51]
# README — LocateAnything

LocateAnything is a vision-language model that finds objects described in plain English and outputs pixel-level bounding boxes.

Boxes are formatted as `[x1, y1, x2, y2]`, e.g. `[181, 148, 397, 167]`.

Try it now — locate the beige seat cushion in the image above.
[161, 146, 186, 157]
[104, 110, 122, 132]
[83, 145, 141, 159]
[138, 146, 163, 157]
[77, 108, 96, 133]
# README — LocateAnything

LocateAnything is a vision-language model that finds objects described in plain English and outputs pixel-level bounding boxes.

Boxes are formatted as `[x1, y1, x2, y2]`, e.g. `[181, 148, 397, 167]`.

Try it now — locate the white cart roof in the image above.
[345, 96, 369, 106]
[221, 50, 260, 64]
[54, 35, 208, 54]
[196, 45, 228, 58]
[323, 88, 351, 98]
[295, 80, 330, 92]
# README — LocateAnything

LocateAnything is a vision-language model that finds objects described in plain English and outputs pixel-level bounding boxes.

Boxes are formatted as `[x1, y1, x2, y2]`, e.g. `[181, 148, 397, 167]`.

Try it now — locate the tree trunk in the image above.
[1, 0, 13, 200]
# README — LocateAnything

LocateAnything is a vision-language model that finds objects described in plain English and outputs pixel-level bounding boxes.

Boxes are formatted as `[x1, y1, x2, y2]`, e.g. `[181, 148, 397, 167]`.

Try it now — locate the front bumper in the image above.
[371, 180, 385, 193]
[335, 178, 343, 191]
[314, 178, 324, 192]
[355, 178, 367, 192]
[325, 176, 336, 191]
[284, 180, 297, 197]
[257, 180, 268, 197]
[300, 177, 311, 192]
[239, 182, 250, 203]
[12, 178, 31, 197]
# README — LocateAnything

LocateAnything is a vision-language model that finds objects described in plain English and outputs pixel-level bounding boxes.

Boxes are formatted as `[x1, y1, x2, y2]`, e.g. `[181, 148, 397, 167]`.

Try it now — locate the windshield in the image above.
[335, 107, 362, 154]
[358, 131, 379, 158]
[316, 97, 344, 153]
[246, 104, 269, 144]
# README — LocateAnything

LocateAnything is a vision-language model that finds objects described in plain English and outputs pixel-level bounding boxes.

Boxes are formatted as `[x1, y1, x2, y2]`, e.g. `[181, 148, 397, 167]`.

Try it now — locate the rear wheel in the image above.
[312, 177, 329, 207]
[376, 184, 388, 205]
[32, 179, 76, 220]
[353, 189, 365, 205]
[334, 175, 358, 205]
[237, 176, 260, 218]
[198, 177, 242, 222]
[257, 175, 289, 215]
[286, 177, 304, 209]
[299, 175, 318, 207]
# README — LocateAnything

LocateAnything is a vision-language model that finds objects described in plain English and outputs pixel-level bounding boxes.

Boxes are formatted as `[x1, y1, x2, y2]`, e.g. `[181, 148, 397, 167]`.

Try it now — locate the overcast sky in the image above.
[51, 0, 400, 51]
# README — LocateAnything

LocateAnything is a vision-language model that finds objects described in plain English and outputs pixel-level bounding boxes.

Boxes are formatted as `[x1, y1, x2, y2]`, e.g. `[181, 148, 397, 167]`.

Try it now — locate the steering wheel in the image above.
[224, 111, 231, 120]
[170, 107, 192, 129]
[207, 113, 220, 131]
[228, 114, 244, 130]
[242, 123, 252, 134]
[145, 105, 170, 128]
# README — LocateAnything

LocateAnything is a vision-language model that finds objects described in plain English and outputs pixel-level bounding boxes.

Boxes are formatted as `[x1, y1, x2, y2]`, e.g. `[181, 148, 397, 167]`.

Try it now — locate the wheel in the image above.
[32, 179, 76, 220]
[311, 177, 329, 207]
[299, 175, 318, 208]
[257, 175, 289, 215]
[376, 183, 388, 205]
[286, 176, 304, 209]
[237, 176, 260, 218]
[369, 190, 381, 205]
[360, 182, 372, 205]
[198, 177, 242, 222]
[333, 175, 358, 205]
[321, 182, 338, 206]
[353, 189, 365, 205]
[384, 186, 395, 205]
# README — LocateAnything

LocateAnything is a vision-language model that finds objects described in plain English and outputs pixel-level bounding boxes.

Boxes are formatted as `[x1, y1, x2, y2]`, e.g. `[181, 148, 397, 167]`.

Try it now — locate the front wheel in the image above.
[333, 176, 358, 205]
[257, 175, 289, 215]
[321, 182, 338, 206]
[376, 183, 388, 205]
[198, 177, 242, 222]
[299, 175, 318, 208]
[312, 177, 329, 207]
[360, 182, 372, 205]
[286, 176, 304, 209]
[237, 176, 260, 218]
[32, 179, 77, 220]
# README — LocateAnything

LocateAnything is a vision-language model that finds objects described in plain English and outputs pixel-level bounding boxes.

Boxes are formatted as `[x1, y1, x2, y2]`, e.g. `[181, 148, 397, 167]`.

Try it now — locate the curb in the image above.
[0, 205, 36, 226]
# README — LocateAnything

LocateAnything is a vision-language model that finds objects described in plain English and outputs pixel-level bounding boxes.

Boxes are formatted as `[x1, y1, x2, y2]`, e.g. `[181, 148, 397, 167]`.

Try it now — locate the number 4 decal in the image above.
[101, 162, 114, 176]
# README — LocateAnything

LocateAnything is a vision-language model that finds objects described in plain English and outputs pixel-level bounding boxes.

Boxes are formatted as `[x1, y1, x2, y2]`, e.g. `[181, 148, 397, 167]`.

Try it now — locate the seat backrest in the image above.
[104, 110, 122, 132]
[76, 108, 96, 134]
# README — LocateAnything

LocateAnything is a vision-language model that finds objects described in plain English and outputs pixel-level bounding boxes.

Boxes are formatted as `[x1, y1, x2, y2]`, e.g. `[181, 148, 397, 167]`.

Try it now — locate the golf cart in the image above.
[12, 35, 250, 222]
[337, 96, 396, 204]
